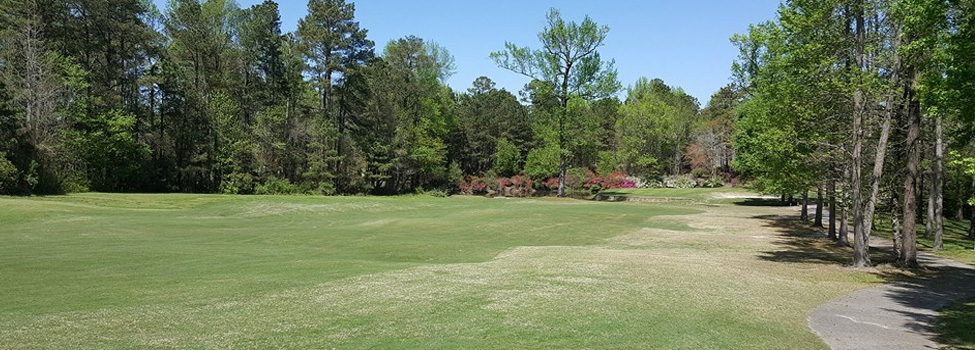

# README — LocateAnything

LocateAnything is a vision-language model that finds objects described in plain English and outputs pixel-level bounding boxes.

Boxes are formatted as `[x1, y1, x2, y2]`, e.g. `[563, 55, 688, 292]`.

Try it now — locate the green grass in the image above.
[0, 192, 879, 349]
[939, 298, 975, 350]
[598, 186, 757, 203]
[871, 214, 975, 265]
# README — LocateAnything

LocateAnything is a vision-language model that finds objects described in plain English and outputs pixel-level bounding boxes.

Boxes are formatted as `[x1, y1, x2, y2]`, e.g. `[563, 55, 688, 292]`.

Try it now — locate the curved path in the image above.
[808, 242, 975, 349]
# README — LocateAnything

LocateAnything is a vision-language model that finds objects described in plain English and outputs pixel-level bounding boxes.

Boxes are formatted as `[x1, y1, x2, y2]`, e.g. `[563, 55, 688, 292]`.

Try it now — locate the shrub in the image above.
[663, 175, 697, 189]
[302, 181, 336, 196]
[626, 176, 649, 188]
[583, 170, 637, 193]
[416, 187, 450, 198]
[492, 138, 522, 177]
[255, 176, 300, 195]
[700, 177, 724, 188]
[690, 168, 710, 179]
[456, 175, 536, 197]
[220, 173, 256, 194]
[447, 162, 464, 187]
[0, 153, 17, 194]
[524, 145, 560, 180]
[457, 176, 490, 195]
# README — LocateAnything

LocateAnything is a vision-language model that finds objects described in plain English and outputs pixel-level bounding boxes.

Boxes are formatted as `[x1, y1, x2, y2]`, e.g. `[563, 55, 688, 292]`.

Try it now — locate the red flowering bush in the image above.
[457, 175, 536, 197]
[582, 170, 637, 192]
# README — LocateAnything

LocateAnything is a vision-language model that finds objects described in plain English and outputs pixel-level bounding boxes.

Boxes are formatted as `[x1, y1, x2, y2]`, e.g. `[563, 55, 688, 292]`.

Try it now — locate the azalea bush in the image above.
[459, 170, 638, 197]
[456, 175, 536, 197]
[663, 175, 697, 189]
[583, 170, 637, 192]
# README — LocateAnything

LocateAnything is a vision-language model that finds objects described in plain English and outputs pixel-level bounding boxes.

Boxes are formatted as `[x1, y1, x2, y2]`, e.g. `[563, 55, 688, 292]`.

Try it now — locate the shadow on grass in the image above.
[753, 214, 897, 267]
[733, 198, 790, 207]
[753, 212, 975, 348]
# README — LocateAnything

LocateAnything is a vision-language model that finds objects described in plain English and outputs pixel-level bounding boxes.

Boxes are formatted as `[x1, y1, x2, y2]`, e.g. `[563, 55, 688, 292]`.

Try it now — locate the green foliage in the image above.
[220, 173, 257, 195]
[523, 143, 561, 180]
[0, 152, 16, 194]
[614, 78, 699, 178]
[492, 8, 620, 196]
[254, 176, 300, 195]
[69, 110, 151, 192]
[949, 150, 975, 206]
[492, 137, 521, 177]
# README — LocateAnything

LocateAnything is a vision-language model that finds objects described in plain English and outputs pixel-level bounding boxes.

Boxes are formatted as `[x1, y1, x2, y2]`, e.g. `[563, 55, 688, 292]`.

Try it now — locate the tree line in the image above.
[0, 0, 733, 197]
[731, 0, 975, 267]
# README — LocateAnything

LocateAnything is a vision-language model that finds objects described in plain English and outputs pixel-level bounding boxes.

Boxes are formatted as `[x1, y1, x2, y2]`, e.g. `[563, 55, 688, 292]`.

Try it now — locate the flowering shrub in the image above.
[699, 177, 724, 188]
[626, 176, 651, 188]
[583, 170, 636, 191]
[457, 176, 489, 195]
[663, 175, 697, 189]
[456, 175, 536, 197]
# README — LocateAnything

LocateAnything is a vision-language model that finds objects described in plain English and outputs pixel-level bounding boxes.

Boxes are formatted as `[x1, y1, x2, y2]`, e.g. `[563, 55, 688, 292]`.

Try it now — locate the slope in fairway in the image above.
[0, 193, 876, 349]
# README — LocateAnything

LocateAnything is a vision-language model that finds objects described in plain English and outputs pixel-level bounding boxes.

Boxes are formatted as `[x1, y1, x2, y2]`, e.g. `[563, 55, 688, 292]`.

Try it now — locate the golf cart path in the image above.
[808, 238, 975, 350]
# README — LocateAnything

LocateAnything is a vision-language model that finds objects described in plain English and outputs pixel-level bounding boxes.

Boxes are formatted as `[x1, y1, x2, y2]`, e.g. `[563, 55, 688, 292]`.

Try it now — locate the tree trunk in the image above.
[933, 115, 944, 251]
[814, 186, 824, 227]
[969, 205, 975, 240]
[829, 181, 837, 239]
[801, 191, 809, 221]
[926, 175, 934, 238]
[557, 98, 568, 198]
[892, 214, 901, 256]
[899, 84, 921, 267]
[863, 100, 894, 244]
[839, 205, 849, 246]
[851, 0, 869, 268]
[557, 63, 570, 197]
[970, 177, 975, 240]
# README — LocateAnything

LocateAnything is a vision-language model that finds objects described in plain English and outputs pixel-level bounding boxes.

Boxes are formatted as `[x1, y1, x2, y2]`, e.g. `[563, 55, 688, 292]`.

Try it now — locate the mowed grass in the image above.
[0, 192, 879, 349]
[940, 298, 975, 350]
[599, 186, 760, 204]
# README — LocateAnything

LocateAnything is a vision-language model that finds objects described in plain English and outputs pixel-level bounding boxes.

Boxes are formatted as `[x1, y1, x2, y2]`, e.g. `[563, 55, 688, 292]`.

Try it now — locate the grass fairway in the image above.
[0, 192, 879, 349]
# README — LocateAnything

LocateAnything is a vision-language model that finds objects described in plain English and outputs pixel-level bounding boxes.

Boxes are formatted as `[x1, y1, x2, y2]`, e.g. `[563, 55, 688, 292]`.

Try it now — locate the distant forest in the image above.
[2, 1, 975, 258]
[0, 0, 735, 197]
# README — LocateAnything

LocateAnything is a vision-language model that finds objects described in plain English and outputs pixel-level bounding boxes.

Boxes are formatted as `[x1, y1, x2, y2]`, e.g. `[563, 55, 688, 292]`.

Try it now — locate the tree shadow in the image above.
[878, 256, 975, 346]
[753, 214, 897, 266]
[733, 198, 789, 207]
[753, 213, 975, 348]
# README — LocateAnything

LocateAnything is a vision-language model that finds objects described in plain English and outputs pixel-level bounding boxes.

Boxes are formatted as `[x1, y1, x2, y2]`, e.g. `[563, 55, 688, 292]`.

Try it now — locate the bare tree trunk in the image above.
[926, 175, 935, 238]
[851, 0, 869, 268]
[801, 191, 809, 221]
[892, 214, 901, 256]
[829, 181, 837, 239]
[840, 205, 849, 246]
[969, 204, 975, 240]
[900, 85, 921, 267]
[970, 178, 975, 240]
[863, 103, 894, 244]
[933, 115, 944, 250]
[815, 186, 824, 227]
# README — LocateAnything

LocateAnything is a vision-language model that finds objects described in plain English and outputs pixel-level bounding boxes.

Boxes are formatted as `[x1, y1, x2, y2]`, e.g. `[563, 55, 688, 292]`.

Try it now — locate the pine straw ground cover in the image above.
[0, 192, 883, 349]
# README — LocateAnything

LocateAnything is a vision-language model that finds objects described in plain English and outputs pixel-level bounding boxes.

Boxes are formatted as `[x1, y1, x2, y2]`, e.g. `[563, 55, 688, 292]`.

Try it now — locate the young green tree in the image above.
[491, 8, 620, 197]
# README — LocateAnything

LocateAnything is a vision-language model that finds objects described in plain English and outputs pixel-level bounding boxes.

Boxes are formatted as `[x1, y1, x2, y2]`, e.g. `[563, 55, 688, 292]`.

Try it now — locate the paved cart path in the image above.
[808, 239, 975, 350]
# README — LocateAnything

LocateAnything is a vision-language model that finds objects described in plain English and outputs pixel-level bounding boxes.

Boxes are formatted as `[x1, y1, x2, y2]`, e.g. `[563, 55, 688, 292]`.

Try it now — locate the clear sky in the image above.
[152, 0, 783, 105]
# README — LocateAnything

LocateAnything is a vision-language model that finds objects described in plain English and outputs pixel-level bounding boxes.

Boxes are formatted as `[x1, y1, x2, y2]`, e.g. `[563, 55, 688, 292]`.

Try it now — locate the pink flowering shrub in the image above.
[583, 170, 637, 191]
[456, 175, 536, 197]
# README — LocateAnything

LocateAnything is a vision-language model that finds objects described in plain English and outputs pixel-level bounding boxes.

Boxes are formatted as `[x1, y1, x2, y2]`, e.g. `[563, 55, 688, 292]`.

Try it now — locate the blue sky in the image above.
[152, 0, 782, 105]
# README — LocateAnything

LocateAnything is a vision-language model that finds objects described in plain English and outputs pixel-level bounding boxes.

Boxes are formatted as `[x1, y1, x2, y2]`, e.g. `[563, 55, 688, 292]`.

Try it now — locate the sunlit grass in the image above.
[0, 193, 879, 349]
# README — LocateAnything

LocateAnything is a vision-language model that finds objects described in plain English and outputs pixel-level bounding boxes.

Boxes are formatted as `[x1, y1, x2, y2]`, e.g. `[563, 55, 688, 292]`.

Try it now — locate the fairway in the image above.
[0, 192, 882, 349]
